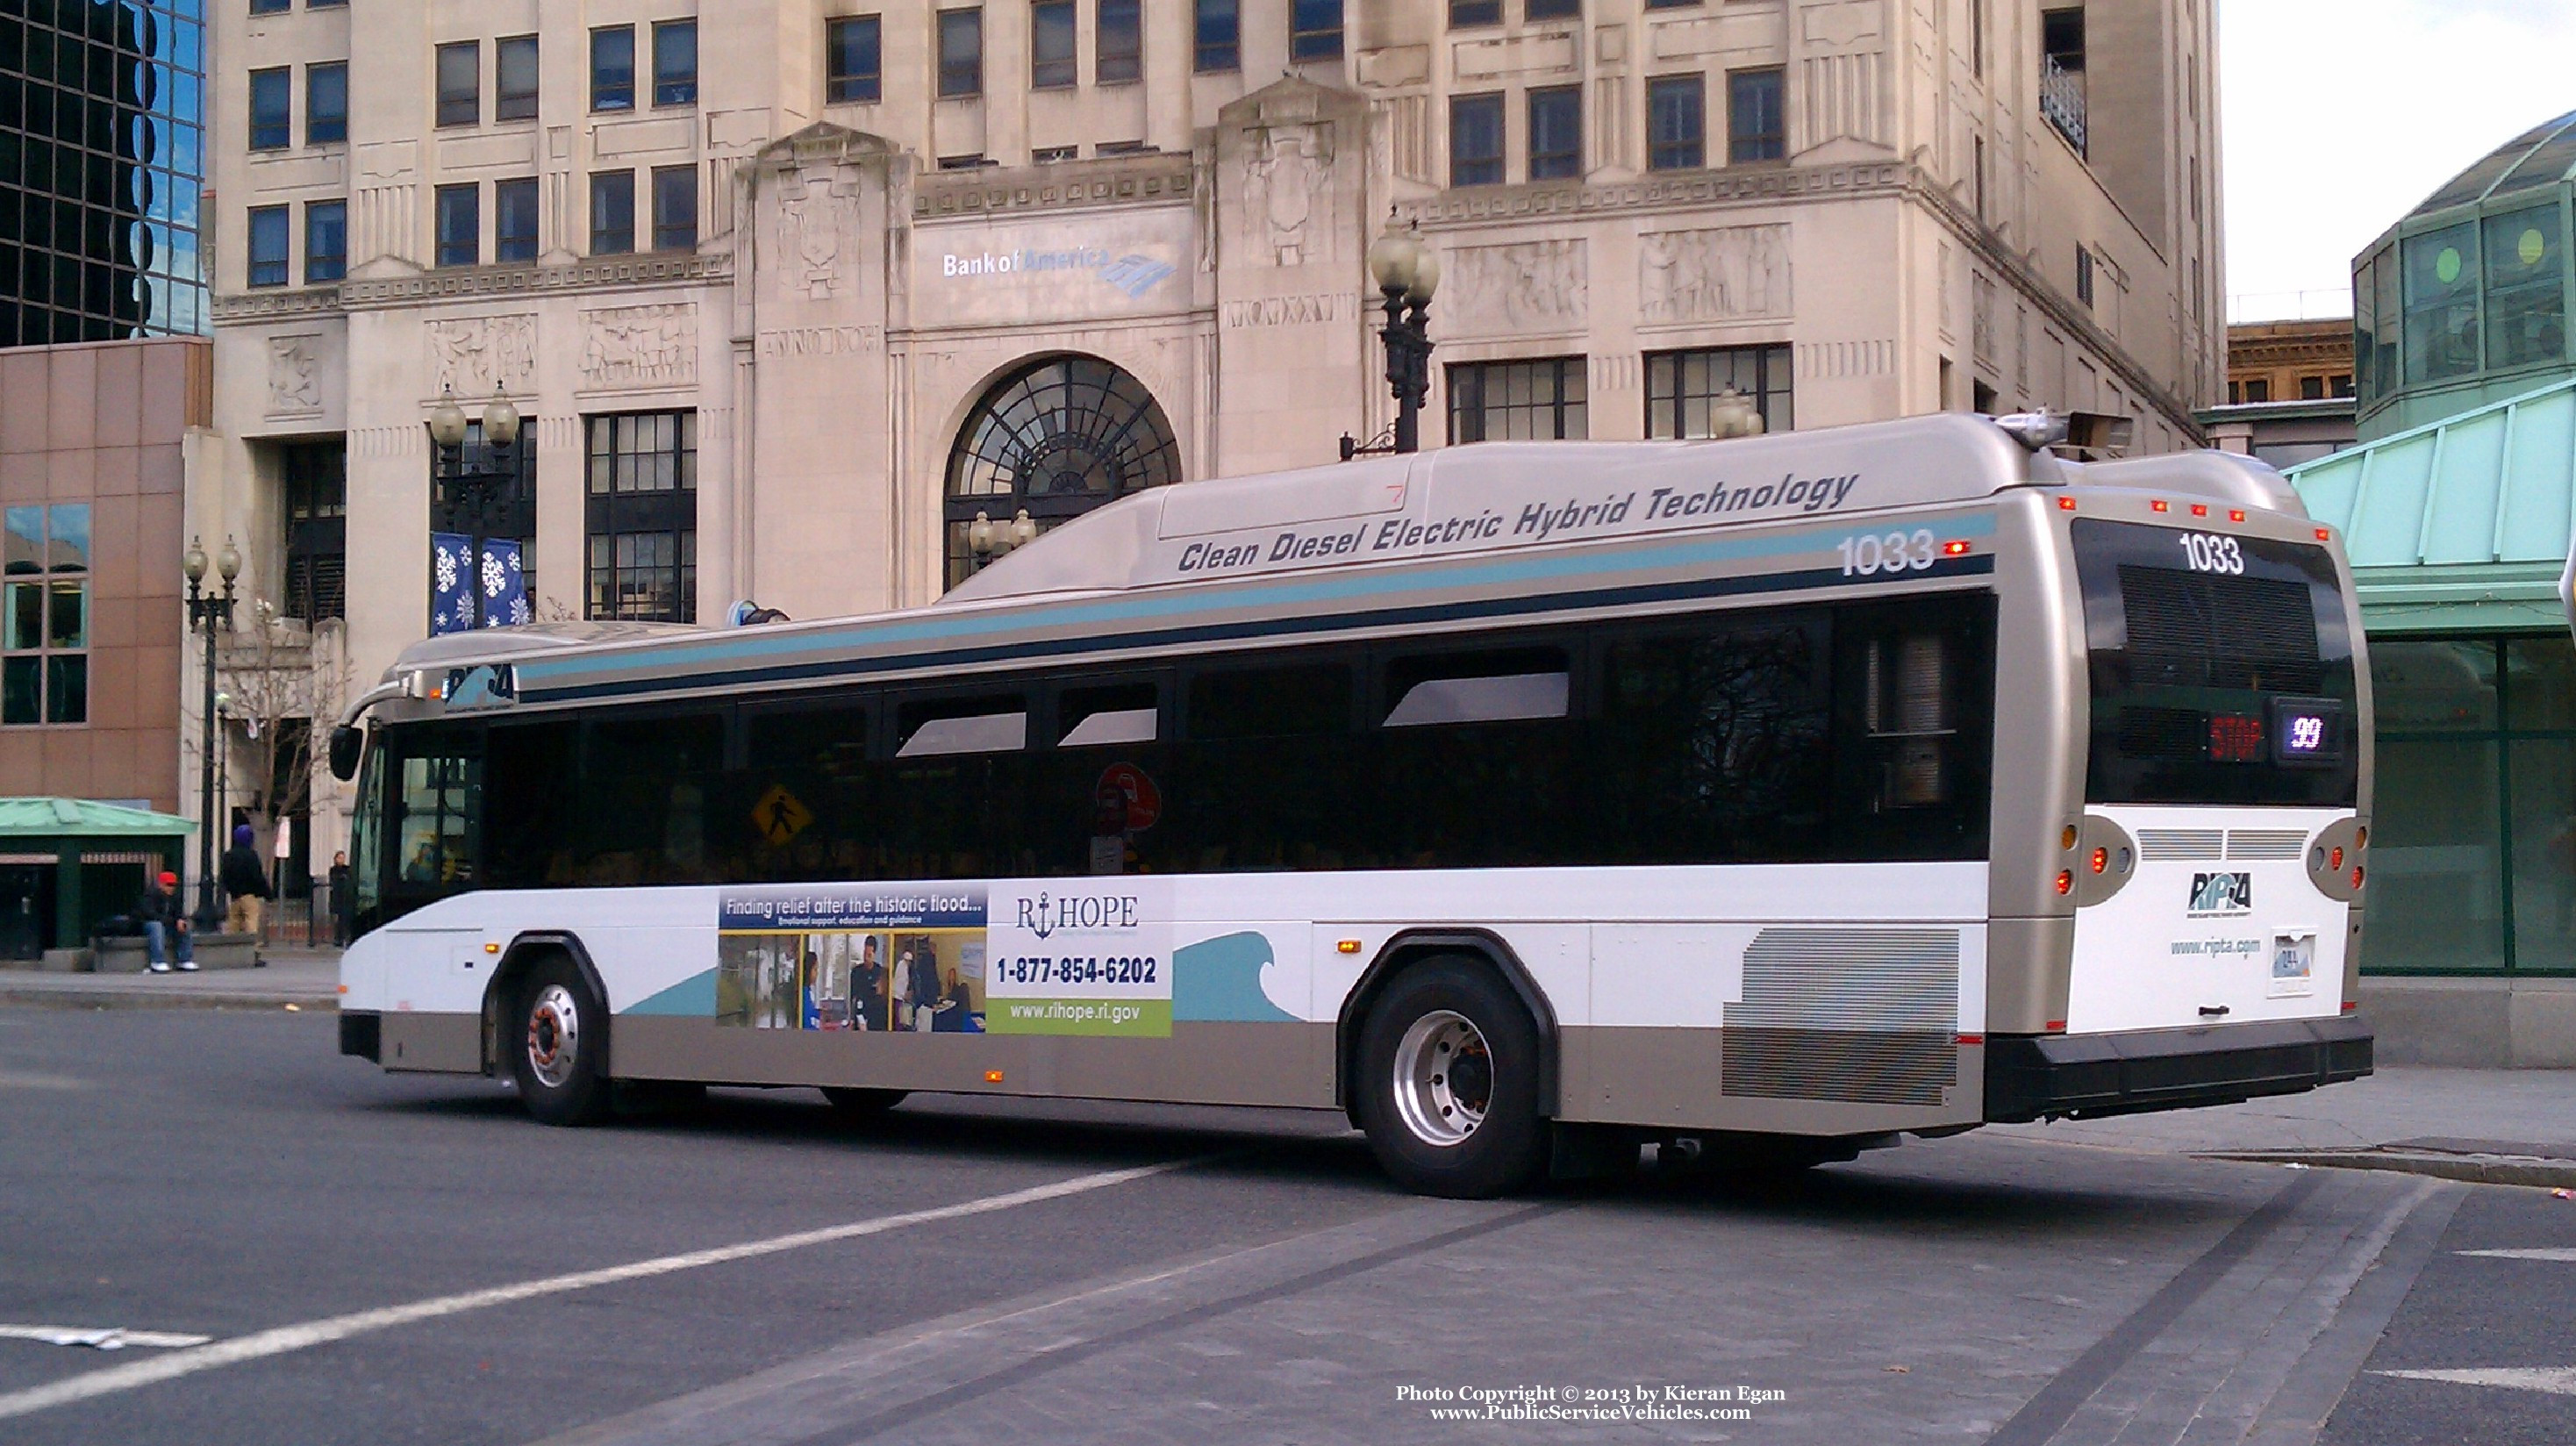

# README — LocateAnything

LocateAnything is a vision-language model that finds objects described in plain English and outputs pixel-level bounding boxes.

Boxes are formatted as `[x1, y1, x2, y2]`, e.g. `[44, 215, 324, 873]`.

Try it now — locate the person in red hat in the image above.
[137, 870, 195, 972]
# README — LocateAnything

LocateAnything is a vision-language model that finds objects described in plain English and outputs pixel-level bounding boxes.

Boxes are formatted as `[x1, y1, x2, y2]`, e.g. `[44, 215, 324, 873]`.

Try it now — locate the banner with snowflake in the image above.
[431, 533, 532, 635]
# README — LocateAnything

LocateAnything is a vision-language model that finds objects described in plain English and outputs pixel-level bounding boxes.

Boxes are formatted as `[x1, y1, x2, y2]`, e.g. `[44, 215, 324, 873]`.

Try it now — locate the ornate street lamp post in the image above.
[425, 386, 523, 629]
[183, 535, 240, 927]
[965, 507, 1040, 575]
[1342, 216, 1442, 459]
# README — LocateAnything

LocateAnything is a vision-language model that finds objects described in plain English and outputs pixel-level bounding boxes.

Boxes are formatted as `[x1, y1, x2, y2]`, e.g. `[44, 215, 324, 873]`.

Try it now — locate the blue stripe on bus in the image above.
[520, 513, 2004, 691]
[519, 552, 1998, 705]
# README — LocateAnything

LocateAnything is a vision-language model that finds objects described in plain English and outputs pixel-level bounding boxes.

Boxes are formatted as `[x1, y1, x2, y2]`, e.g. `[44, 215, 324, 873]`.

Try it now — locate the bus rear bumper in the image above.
[1984, 1016, 2372, 1123]
[340, 1010, 381, 1063]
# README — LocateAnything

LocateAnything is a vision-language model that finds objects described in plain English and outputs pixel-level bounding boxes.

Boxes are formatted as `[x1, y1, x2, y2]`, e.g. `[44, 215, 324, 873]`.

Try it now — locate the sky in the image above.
[2221, 0, 2576, 322]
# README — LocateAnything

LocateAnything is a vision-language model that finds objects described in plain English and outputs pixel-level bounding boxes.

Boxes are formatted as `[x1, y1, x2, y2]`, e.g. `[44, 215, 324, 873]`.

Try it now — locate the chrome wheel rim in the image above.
[1391, 1010, 1492, 1148]
[526, 984, 580, 1090]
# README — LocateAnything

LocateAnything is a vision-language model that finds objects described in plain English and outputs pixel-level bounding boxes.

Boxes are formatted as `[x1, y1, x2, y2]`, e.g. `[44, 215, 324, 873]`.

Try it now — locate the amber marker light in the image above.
[484, 941, 500, 954]
[984, 1070, 1005, 1084]
[1336, 939, 1361, 954]
[2061, 825, 2079, 849]
[2055, 870, 2074, 895]
[2356, 827, 2368, 848]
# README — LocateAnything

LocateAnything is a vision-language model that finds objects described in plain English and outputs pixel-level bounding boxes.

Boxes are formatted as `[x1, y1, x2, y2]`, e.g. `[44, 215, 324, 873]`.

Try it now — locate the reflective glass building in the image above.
[0, 0, 207, 345]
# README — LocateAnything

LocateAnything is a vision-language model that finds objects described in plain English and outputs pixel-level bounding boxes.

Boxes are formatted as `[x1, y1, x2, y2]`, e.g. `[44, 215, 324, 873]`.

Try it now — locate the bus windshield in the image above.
[2072, 518, 2359, 808]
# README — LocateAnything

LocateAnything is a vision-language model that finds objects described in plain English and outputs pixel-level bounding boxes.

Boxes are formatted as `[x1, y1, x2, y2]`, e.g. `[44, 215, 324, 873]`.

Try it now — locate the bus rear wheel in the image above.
[510, 958, 611, 1127]
[1355, 958, 1547, 1199]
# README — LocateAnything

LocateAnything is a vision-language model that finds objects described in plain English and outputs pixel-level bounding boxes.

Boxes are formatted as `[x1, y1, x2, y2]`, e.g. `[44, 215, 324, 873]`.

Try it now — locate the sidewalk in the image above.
[0, 945, 340, 1010]
[1989, 1066, 2576, 1189]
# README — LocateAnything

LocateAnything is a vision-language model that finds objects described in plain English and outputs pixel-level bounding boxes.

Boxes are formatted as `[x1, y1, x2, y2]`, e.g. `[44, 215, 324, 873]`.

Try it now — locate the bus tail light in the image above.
[2329, 846, 2343, 870]
[2089, 847, 2108, 875]
[2351, 866, 2365, 890]
[2057, 497, 2079, 512]
[2229, 509, 2247, 523]
[2150, 499, 2170, 512]
[2190, 503, 2209, 517]
[2055, 870, 2073, 895]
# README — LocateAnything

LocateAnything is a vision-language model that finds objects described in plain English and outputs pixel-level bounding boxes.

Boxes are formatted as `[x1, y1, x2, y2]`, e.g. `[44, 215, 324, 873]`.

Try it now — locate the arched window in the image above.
[944, 355, 1180, 588]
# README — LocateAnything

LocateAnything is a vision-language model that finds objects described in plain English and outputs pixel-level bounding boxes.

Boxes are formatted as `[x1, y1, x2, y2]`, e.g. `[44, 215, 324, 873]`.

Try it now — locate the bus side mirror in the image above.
[328, 723, 365, 782]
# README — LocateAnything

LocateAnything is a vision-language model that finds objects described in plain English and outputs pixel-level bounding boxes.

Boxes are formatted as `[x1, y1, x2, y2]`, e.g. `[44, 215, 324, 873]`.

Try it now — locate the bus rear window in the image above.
[2072, 519, 2358, 806]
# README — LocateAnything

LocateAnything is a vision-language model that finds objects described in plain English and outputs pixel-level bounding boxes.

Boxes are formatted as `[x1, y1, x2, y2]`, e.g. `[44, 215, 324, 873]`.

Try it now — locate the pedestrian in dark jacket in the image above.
[138, 870, 195, 972]
[221, 823, 273, 938]
[327, 852, 353, 945]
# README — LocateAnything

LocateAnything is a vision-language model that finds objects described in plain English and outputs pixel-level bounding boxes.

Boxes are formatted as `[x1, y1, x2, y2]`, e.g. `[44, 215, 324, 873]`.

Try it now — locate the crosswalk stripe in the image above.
[2457, 1246, 2576, 1262]
[2373, 1367, 2576, 1396]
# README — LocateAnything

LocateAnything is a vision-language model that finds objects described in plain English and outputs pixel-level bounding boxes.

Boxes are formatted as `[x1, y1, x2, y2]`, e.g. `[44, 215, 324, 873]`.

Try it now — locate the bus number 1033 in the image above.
[2177, 532, 2244, 574]
[1838, 529, 1938, 576]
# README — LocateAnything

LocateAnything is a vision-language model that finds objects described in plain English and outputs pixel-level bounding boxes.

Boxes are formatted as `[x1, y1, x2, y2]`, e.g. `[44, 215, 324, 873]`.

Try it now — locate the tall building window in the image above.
[247, 205, 290, 286]
[1643, 0, 1694, 8]
[1031, 1, 1077, 89]
[2075, 245, 2095, 308]
[1449, 358, 1588, 442]
[1291, 0, 1342, 61]
[2, 505, 89, 726]
[249, 68, 290, 150]
[584, 412, 698, 623]
[1528, 0, 1580, 18]
[1449, 0, 1500, 26]
[2484, 204, 2565, 371]
[249, 0, 288, 13]
[497, 36, 540, 121]
[1528, 86, 1581, 180]
[4, 0, 211, 346]
[306, 63, 347, 145]
[591, 26, 636, 111]
[653, 20, 698, 106]
[938, 8, 984, 97]
[1646, 345, 1793, 438]
[434, 41, 479, 127]
[304, 200, 347, 283]
[652, 167, 697, 252]
[1097, 0, 1141, 82]
[1194, 0, 1238, 72]
[434, 183, 478, 268]
[826, 17, 884, 103]
[1648, 75, 1705, 170]
[590, 170, 636, 254]
[2040, 6, 2086, 155]
[281, 444, 346, 624]
[1449, 94, 1504, 187]
[495, 177, 540, 262]
[1727, 68, 1785, 162]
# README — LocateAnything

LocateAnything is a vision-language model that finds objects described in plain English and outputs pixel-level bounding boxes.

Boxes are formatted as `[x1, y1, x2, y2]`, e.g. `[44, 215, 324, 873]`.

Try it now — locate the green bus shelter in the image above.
[0, 798, 193, 962]
[2289, 376, 2576, 1063]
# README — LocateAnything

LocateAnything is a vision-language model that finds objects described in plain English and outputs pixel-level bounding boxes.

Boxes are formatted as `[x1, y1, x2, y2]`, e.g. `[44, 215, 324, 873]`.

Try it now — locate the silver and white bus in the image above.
[332, 413, 2372, 1198]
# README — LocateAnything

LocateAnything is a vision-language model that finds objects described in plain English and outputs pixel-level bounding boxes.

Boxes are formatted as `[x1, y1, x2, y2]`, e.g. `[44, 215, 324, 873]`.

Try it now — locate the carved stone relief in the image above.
[265, 334, 320, 414]
[1442, 239, 1587, 336]
[776, 167, 862, 299]
[1241, 124, 1334, 266]
[580, 303, 698, 390]
[426, 314, 536, 397]
[1637, 225, 1790, 324]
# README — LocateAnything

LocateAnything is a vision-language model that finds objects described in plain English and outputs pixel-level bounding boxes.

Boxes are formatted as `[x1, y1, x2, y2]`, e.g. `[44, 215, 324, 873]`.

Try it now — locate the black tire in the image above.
[508, 956, 612, 1126]
[821, 1086, 909, 1120]
[1353, 957, 1548, 1199]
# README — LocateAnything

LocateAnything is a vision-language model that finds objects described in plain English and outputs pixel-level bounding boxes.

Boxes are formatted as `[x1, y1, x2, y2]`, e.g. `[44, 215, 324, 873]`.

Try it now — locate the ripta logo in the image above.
[2188, 871, 2253, 916]
[1015, 891, 1142, 940]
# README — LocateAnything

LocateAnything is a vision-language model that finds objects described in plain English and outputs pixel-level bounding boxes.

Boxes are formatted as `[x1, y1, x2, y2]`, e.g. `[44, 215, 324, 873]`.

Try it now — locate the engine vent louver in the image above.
[1721, 928, 1959, 1106]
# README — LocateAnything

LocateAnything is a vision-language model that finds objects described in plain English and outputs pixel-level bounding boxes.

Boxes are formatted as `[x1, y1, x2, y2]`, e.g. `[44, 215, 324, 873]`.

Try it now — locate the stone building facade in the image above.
[200, 0, 2222, 863]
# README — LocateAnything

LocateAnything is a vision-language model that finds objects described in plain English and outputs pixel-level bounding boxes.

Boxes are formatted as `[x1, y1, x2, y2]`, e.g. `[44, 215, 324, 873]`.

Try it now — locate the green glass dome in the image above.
[2355, 110, 2576, 441]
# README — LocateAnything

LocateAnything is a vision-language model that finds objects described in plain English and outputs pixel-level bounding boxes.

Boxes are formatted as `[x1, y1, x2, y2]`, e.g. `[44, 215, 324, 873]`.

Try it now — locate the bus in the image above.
[330, 412, 2372, 1199]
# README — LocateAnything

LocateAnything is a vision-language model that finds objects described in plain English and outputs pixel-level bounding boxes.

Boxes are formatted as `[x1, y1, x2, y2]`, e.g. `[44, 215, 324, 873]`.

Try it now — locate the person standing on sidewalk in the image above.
[138, 870, 196, 972]
[327, 851, 353, 946]
[221, 824, 273, 939]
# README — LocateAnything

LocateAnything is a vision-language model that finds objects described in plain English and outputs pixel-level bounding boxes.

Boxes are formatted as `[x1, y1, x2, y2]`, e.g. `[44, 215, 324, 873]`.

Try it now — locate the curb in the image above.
[0, 988, 336, 1013]
[2204, 1149, 2576, 1192]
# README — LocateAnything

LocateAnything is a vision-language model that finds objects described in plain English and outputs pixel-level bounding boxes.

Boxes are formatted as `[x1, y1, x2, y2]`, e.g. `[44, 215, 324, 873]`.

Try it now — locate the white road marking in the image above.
[2457, 1247, 2576, 1262]
[0, 1156, 1200, 1422]
[2373, 1366, 2576, 1396]
[0, 1325, 212, 1350]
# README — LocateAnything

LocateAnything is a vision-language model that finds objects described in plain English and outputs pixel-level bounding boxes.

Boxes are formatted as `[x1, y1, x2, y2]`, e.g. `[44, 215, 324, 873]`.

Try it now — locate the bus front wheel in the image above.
[510, 958, 612, 1127]
[1355, 958, 1547, 1199]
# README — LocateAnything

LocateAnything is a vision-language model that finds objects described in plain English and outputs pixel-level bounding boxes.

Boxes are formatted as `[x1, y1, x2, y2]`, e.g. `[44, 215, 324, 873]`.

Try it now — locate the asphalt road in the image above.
[0, 1007, 2566, 1446]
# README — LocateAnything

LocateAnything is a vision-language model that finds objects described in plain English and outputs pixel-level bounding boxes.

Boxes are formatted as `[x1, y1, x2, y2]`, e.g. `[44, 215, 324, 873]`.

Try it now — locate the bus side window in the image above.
[1370, 645, 1575, 869]
[1177, 659, 1356, 871]
[579, 712, 726, 884]
[885, 692, 1033, 877]
[742, 698, 874, 884]
[484, 719, 577, 888]
[1594, 615, 1834, 866]
[386, 726, 482, 907]
[1832, 595, 1995, 860]
[1057, 683, 1160, 747]
[895, 696, 1028, 757]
